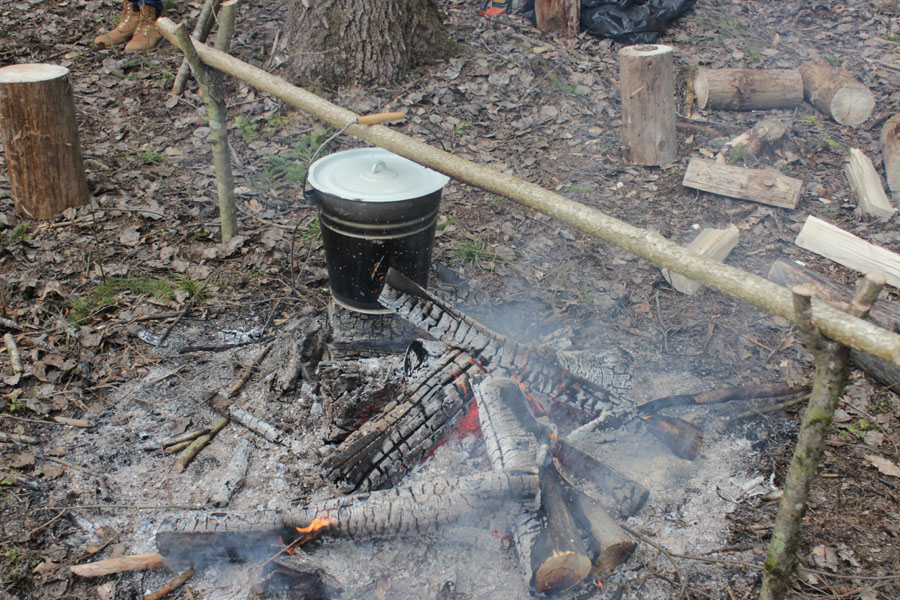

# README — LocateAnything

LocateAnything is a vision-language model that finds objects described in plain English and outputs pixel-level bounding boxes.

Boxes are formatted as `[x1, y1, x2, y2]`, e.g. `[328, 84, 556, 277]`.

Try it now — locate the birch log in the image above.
[694, 68, 803, 111]
[619, 45, 676, 166]
[799, 60, 874, 127]
[0, 64, 87, 219]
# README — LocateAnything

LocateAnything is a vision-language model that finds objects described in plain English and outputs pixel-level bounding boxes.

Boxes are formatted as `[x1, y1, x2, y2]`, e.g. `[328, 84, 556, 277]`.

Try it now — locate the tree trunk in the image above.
[277, 0, 454, 88]
[0, 63, 88, 219]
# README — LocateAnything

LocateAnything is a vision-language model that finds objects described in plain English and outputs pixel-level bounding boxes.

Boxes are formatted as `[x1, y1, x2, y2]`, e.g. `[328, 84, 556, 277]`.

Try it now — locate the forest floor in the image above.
[1, 0, 900, 598]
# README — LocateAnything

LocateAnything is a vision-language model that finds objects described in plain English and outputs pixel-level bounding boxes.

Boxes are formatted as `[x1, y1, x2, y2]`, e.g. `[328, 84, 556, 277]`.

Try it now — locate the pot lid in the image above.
[308, 148, 449, 202]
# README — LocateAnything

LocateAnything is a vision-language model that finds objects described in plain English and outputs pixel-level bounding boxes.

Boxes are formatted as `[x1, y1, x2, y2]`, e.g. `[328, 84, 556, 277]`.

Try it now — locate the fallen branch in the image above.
[52, 416, 92, 428]
[153, 17, 900, 368]
[69, 552, 165, 577]
[4, 332, 22, 374]
[230, 406, 285, 444]
[637, 383, 804, 413]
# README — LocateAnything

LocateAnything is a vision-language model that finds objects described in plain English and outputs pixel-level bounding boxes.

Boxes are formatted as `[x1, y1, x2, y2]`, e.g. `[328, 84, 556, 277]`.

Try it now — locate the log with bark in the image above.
[799, 60, 875, 127]
[694, 68, 804, 111]
[0, 63, 88, 219]
[618, 45, 677, 166]
[535, 0, 579, 35]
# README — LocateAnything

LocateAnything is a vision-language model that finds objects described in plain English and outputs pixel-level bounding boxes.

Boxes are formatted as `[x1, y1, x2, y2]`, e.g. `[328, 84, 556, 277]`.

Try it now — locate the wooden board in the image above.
[794, 216, 900, 289]
[663, 225, 740, 295]
[844, 148, 895, 219]
[682, 158, 802, 209]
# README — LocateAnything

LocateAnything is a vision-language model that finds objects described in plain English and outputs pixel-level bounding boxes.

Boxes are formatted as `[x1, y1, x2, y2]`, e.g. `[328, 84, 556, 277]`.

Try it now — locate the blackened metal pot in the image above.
[307, 148, 449, 314]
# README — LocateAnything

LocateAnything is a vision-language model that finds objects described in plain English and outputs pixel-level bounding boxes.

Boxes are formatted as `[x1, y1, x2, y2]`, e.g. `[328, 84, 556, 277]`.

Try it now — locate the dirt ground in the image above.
[1, 0, 900, 598]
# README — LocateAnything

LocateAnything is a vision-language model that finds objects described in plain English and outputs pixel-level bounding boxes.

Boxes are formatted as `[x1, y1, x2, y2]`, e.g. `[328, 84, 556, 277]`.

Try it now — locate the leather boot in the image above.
[94, 0, 141, 49]
[124, 5, 163, 52]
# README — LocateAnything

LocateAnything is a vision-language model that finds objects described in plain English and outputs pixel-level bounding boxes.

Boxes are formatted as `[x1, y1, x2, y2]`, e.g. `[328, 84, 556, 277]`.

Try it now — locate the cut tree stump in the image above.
[662, 224, 740, 295]
[694, 68, 804, 111]
[880, 113, 900, 204]
[844, 148, 895, 219]
[794, 216, 900, 289]
[535, 0, 579, 35]
[619, 45, 676, 166]
[682, 158, 802, 209]
[799, 60, 875, 127]
[0, 63, 87, 219]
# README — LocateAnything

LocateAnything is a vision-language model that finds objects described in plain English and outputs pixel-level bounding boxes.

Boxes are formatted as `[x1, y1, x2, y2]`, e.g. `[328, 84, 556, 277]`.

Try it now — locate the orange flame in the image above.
[285, 515, 335, 552]
[596, 576, 603, 590]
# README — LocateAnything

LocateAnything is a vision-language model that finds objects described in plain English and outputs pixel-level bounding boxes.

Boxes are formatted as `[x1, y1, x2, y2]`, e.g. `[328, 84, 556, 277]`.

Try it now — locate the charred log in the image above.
[379, 268, 634, 426]
[322, 346, 480, 492]
[156, 469, 540, 565]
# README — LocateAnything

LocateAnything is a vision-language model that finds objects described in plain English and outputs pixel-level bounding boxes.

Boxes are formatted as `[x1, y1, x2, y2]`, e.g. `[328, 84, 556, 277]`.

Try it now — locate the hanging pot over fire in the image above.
[308, 147, 449, 314]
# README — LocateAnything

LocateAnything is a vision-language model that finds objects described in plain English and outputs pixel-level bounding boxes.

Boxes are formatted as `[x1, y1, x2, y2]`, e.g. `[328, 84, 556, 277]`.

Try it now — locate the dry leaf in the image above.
[864, 454, 900, 478]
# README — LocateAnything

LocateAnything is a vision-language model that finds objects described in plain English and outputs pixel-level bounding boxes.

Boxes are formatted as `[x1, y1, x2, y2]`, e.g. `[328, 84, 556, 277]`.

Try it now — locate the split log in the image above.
[568, 486, 636, 573]
[662, 225, 740, 295]
[641, 414, 703, 461]
[322, 346, 478, 493]
[153, 20, 900, 368]
[880, 113, 900, 204]
[156, 469, 540, 565]
[535, 0, 579, 35]
[70, 552, 165, 577]
[682, 158, 802, 209]
[717, 118, 788, 162]
[768, 259, 900, 389]
[799, 60, 874, 127]
[844, 148, 895, 219]
[619, 45, 677, 166]
[208, 438, 251, 507]
[0, 63, 88, 219]
[694, 68, 804, 111]
[794, 216, 900, 289]
[379, 268, 634, 425]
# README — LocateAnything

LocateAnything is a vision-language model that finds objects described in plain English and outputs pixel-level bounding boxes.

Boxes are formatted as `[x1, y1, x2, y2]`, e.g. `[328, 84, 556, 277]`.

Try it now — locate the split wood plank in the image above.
[70, 552, 165, 577]
[682, 158, 802, 209]
[694, 68, 803, 111]
[844, 148, 895, 219]
[794, 216, 900, 289]
[662, 225, 739, 295]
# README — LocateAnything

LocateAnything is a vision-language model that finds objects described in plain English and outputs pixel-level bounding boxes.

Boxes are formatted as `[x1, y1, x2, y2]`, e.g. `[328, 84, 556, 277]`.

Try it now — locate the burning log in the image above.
[378, 268, 634, 426]
[156, 469, 540, 565]
[322, 345, 479, 493]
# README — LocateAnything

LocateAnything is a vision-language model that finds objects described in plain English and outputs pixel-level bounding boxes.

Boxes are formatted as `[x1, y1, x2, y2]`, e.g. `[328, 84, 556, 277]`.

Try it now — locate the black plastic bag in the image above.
[520, 0, 697, 44]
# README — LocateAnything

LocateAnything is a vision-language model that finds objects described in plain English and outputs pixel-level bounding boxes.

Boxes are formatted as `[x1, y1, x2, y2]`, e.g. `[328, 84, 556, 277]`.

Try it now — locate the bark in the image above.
[535, 0, 579, 35]
[152, 20, 900, 368]
[277, 0, 454, 88]
[760, 275, 884, 600]
[799, 60, 874, 127]
[0, 64, 87, 219]
[618, 45, 676, 166]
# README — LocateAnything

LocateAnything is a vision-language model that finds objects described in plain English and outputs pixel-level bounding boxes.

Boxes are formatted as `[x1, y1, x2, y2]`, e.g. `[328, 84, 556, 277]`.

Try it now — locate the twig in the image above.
[638, 383, 806, 413]
[225, 342, 274, 399]
[0, 431, 38, 444]
[145, 568, 195, 600]
[34, 503, 207, 511]
[620, 524, 689, 599]
[731, 394, 810, 420]
[52, 416, 93, 428]
[4, 333, 22, 374]
[174, 415, 229, 473]
[162, 428, 211, 447]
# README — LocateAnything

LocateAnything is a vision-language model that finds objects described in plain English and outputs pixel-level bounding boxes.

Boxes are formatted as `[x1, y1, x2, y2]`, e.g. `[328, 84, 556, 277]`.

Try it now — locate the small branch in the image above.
[732, 394, 810, 420]
[172, 0, 223, 95]
[174, 415, 230, 473]
[0, 431, 38, 444]
[230, 406, 285, 444]
[52, 416, 92, 428]
[225, 342, 274, 399]
[4, 333, 22, 374]
[69, 552, 165, 577]
[145, 567, 195, 600]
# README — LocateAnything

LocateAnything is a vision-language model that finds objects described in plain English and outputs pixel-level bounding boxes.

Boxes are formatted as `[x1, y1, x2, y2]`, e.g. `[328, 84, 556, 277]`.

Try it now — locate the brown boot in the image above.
[94, 0, 141, 50]
[124, 5, 163, 52]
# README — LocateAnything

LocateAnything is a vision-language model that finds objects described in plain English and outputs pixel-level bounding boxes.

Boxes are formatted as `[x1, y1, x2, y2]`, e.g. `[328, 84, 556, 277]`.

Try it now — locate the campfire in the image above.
[152, 268, 715, 596]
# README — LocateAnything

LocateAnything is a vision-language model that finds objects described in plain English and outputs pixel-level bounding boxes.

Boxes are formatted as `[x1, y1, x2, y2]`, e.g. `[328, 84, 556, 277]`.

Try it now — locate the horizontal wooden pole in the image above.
[156, 18, 900, 368]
